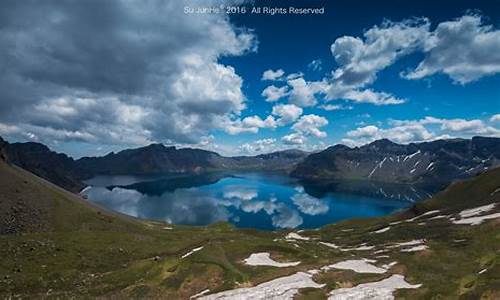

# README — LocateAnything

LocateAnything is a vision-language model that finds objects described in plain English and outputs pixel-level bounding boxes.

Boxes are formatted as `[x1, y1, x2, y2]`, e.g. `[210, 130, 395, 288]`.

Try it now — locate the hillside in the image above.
[0, 145, 499, 298]
[292, 137, 500, 189]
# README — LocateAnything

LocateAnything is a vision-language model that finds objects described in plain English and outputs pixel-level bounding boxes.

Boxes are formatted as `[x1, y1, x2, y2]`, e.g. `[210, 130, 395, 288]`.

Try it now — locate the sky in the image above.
[0, 0, 499, 158]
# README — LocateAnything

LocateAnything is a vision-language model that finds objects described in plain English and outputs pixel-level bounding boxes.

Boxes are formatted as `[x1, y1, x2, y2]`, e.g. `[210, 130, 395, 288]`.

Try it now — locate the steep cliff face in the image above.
[4, 141, 84, 193]
[292, 137, 500, 188]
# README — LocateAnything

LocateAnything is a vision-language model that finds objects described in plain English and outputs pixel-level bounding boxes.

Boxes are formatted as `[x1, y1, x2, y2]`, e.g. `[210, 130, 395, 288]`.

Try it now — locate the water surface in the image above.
[82, 172, 432, 230]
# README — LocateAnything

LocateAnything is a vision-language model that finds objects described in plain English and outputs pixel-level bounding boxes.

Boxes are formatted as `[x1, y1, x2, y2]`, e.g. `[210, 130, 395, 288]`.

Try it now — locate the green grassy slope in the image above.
[0, 158, 499, 299]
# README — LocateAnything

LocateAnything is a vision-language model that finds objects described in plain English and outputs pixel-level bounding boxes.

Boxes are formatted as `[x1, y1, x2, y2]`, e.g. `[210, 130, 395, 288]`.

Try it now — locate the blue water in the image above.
[82, 172, 431, 230]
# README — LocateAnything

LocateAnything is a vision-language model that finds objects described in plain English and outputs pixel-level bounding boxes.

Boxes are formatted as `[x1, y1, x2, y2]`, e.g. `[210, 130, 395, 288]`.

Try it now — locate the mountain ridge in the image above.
[2, 135, 499, 193]
[292, 136, 500, 190]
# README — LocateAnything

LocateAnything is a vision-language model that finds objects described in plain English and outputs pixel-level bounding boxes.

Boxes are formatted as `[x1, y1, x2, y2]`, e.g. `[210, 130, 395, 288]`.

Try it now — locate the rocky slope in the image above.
[292, 137, 500, 189]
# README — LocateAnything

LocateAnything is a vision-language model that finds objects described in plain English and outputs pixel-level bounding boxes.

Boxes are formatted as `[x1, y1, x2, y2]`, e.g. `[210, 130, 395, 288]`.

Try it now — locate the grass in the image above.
[0, 160, 499, 298]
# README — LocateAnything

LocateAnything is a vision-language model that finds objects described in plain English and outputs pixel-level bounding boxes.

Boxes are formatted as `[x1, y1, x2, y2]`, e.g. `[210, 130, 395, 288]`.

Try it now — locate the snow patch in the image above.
[328, 274, 421, 300]
[381, 261, 398, 269]
[181, 246, 204, 259]
[452, 213, 500, 225]
[458, 204, 495, 218]
[243, 253, 300, 267]
[285, 232, 310, 240]
[373, 226, 390, 234]
[320, 242, 340, 249]
[401, 245, 428, 252]
[322, 259, 387, 274]
[191, 289, 210, 299]
[200, 271, 324, 300]
[404, 150, 421, 162]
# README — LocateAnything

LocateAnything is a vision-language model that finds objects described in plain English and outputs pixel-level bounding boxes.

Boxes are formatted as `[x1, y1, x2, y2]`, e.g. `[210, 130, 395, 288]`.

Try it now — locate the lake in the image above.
[82, 172, 434, 230]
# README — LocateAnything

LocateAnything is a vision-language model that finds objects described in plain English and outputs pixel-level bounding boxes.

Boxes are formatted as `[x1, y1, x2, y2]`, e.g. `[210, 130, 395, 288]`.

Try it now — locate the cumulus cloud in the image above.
[342, 116, 500, 146]
[330, 18, 430, 89]
[287, 77, 328, 107]
[403, 15, 500, 84]
[272, 104, 303, 125]
[261, 85, 289, 102]
[0, 0, 256, 147]
[292, 115, 329, 138]
[262, 69, 285, 81]
[281, 114, 328, 145]
[321, 14, 500, 106]
[239, 138, 278, 154]
[491, 114, 500, 122]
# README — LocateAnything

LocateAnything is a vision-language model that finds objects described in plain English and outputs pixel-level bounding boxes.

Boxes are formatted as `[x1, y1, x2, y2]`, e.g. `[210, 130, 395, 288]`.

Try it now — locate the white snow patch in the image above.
[491, 187, 500, 196]
[452, 213, 500, 225]
[199, 271, 324, 300]
[404, 150, 421, 162]
[181, 246, 204, 259]
[243, 253, 300, 267]
[328, 274, 421, 300]
[191, 289, 210, 299]
[322, 259, 386, 274]
[478, 269, 487, 274]
[401, 245, 428, 252]
[285, 232, 310, 240]
[320, 242, 340, 249]
[340, 245, 375, 252]
[420, 210, 440, 217]
[458, 204, 496, 218]
[163, 226, 173, 230]
[381, 261, 398, 270]
[368, 157, 387, 178]
[373, 226, 390, 234]
[389, 239, 426, 249]
[426, 162, 435, 170]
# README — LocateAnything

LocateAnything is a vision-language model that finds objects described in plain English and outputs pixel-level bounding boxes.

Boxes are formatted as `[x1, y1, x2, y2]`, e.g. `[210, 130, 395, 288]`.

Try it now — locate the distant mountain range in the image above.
[292, 137, 500, 190]
[0, 137, 308, 192]
[1, 135, 499, 193]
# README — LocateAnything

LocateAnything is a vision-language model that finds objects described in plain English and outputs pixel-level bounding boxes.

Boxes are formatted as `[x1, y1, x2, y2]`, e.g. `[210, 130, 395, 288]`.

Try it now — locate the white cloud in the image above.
[287, 78, 328, 107]
[261, 85, 289, 102]
[342, 116, 500, 146]
[281, 114, 329, 145]
[239, 138, 278, 154]
[242, 115, 277, 129]
[262, 69, 285, 81]
[272, 104, 303, 125]
[292, 114, 329, 138]
[490, 114, 500, 122]
[0, 0, 257, 148]
[308, 59, 323, 71]
[281, 133, 307, 145]
[330, 18, 430, 89]
[404, 15, 500, 84]
[342, 89, 405, 105]
[319, 104, 353, 111]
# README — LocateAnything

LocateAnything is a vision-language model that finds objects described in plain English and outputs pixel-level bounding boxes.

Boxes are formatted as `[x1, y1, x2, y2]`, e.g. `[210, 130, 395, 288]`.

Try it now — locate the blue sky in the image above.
[0, 0, 499, 157]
